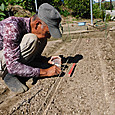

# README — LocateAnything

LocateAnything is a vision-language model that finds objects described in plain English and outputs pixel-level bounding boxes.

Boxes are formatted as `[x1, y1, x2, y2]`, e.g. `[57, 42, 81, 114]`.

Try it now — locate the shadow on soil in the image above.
[61, 54, 83, 64]
[60, 54, 83, 77]
[17, 54, 83, 88]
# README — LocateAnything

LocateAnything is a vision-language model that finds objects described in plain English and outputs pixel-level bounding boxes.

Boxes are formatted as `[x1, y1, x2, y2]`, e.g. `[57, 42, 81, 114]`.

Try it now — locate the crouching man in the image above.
[0, 3, 62, 93]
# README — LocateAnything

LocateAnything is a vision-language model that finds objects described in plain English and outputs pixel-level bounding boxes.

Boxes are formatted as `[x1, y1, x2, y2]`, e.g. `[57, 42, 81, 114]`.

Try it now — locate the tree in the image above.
[64, 0, 90, 18]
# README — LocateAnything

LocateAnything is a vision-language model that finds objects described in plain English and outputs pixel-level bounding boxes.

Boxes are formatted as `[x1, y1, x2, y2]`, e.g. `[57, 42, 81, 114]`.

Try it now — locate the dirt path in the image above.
[0, 24, 115, 115]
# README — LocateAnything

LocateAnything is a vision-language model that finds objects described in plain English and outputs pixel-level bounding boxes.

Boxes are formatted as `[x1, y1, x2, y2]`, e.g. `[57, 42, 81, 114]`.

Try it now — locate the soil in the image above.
[0, 19, 115, 115]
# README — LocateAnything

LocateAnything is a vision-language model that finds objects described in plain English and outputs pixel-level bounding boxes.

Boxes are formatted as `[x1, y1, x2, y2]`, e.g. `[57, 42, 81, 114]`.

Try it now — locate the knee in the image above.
[20, 33, 38, 50]
[22, 33, 38, 44]
[20, 33, 39, 62]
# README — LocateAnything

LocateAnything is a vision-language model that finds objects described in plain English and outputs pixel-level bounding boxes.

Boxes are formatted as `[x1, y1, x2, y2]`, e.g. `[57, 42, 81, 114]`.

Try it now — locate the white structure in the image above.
[93, 0, 99, 2]
[94, 0, 115, 2]
[106, 10, 115, 16]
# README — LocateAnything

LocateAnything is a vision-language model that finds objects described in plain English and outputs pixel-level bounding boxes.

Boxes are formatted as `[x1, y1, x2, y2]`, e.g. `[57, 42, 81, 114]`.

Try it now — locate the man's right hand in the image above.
[39, 65, 61, 77]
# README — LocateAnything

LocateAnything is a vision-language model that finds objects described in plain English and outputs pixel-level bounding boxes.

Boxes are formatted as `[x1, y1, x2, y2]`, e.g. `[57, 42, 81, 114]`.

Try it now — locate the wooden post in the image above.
[110, 0, 112, 12]
[98, 0, 100, 6]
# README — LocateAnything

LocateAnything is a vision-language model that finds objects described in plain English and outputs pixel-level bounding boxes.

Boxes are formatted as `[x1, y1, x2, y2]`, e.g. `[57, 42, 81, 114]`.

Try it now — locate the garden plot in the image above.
[0, 21, 115, 115]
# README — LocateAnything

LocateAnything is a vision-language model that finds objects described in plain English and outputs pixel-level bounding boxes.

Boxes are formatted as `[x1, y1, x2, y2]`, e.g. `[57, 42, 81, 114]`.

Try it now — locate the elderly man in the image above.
[0, 3, 62, 93]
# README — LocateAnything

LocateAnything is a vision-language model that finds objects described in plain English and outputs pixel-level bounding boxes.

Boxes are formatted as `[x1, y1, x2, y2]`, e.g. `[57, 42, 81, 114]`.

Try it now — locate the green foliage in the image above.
[0, 3, 5, 11]
[93, 3, 102, 18]
[60, 9, 70, 17]
[102, 2, 114, 10]
[64, 0, 90, 19]
[0, 2, 7, 21]
[92, 2, 114, 19]
[18, 0, 35, 11]
[0, 0, 35, 21]
[106, 14, 112, 21]
[0, 0, 114, 21]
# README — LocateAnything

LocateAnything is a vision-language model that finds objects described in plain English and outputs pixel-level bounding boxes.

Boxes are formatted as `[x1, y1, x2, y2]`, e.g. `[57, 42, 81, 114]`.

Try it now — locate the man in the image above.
[0, 3, 62, 93]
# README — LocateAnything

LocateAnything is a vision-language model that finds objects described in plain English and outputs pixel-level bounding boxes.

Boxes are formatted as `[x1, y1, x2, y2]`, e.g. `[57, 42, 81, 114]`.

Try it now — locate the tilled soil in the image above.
[0, 22, 115, 115]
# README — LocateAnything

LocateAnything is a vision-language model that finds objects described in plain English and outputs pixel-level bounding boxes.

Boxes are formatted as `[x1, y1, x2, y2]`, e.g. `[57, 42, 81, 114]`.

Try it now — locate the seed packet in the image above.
[52, 58, 61, 68]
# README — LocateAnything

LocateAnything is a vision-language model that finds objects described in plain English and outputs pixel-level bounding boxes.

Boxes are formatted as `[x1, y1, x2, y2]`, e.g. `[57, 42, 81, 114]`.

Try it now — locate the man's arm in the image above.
[40, 65, 61, 77]
[3, 22, 40, 77]
[3, 22, 61, 77]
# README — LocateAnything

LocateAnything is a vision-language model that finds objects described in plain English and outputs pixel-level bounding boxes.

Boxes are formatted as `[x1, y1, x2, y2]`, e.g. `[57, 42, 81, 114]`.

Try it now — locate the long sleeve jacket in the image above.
[0, 16, 40, 77]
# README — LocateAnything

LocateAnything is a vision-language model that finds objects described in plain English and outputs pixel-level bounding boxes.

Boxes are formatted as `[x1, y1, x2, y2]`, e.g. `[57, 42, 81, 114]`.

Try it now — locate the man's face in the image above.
[31, 17, 51, 39]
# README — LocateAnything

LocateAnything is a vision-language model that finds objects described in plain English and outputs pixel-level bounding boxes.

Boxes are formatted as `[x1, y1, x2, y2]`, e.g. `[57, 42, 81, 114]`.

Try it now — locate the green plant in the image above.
[0, 0, 35, 21]
[102, 2, 113, 10]
[60, 9, 70, 17]
[0, 0, 17, 21]
[72, 18, 78, 21]
[0, 2, 7, 21]
[106, 14, 112, 21]
[93, 3, 102, 19]
[18, 0, 35, 11]
[64, 0, 90, 19]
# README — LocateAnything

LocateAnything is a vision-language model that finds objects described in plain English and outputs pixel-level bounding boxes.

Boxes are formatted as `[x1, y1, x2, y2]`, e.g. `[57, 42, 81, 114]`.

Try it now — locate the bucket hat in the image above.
[38, 3, 62, 38]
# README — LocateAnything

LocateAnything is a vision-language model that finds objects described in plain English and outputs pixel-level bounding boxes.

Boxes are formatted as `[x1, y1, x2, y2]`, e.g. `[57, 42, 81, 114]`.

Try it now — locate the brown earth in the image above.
[0, 20, 115, 115]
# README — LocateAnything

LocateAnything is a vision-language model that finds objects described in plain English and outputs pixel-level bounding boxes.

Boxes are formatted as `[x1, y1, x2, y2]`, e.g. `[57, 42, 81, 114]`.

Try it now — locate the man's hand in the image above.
[40, 65, 61, 77]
